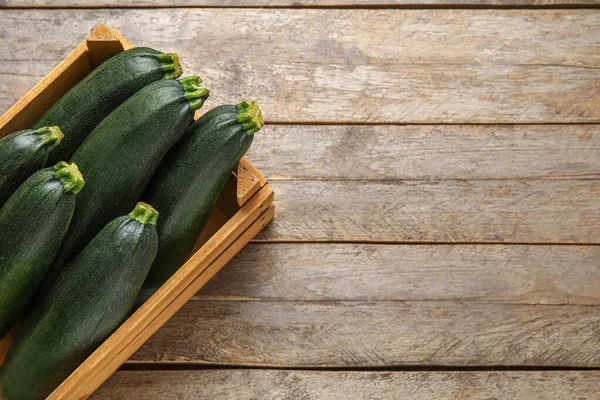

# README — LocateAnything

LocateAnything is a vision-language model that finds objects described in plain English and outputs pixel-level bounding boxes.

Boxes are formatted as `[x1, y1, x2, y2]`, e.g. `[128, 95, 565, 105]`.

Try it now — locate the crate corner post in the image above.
[236, 158, 269, 208]
[86, 25, 127, 69]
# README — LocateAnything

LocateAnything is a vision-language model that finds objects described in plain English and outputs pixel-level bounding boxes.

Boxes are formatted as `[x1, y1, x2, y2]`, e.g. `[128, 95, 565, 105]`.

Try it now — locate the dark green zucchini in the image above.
[0, 202, 158, 400]
[47, 77, 209, 281]
[0, 161, 84, 338]
[33, 47, 183, 166]
[0, 126, 63, 207]
[137, 101, 263, 305]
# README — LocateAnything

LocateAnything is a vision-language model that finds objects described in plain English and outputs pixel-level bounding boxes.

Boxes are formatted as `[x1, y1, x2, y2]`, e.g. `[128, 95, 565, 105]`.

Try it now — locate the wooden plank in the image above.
[198, 243, 600, 305]
[94, 370, 600, 400]
[248, 125, 600, 181]
[257, 180, 600, 243]
[129, 300, 600, 367]
[4, 0, 599, 7]
[0, 10, 599, 124]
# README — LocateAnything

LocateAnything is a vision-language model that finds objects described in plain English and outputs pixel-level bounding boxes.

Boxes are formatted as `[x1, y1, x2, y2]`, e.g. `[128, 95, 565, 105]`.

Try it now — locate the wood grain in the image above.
[4, 0, 599, 7]
[0, 9, 599, 123]
[249, 125, 600, 181]
[258, 180, 600, 243]
[197, 243, 600, 305]
[94, 370, 600, 400]
[129, 300, 600, 367]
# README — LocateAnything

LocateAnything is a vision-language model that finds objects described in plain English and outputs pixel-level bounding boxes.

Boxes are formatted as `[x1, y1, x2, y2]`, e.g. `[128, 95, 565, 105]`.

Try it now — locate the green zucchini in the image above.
[0, 126, 63, 207]
[0, 161, 84, 338]
[33, 47, 183, 166]
[47, 77, 209, 281]
[0, 202, 158, 400]
[137, 101, 263, 305]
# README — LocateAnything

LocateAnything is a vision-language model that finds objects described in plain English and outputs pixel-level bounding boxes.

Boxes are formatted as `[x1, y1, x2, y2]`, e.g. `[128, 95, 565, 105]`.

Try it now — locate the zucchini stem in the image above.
[236, 101, 264, 136]
[35, 126, 64, 150]
[129, 202, 159, 226]
[157, 52, 183, 80]
[53, 161, 85, 194]
[178, 76, 210, 111]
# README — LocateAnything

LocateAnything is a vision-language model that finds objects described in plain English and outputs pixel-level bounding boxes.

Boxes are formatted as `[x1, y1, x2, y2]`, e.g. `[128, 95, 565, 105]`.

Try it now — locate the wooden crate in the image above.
[0, 24, 274, 399]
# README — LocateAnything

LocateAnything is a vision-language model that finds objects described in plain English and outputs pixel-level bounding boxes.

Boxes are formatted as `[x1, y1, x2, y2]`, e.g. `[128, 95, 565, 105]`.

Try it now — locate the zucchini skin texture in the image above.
[0, 127, 62, 207]
[33, 47, 182, 166]
[0, 207, 158, 400]
[0, 165, 79, 338]
[137, 104, 257, 305]
[47, 78, 208, 280]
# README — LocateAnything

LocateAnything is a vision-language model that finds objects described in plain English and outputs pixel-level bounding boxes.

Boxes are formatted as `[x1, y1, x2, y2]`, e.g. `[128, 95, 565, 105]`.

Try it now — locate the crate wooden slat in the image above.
[0, 24, 274, 399]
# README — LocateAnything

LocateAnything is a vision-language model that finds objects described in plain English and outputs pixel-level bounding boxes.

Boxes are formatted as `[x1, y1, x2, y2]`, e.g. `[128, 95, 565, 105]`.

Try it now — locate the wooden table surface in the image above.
[1, 1, 599, 399]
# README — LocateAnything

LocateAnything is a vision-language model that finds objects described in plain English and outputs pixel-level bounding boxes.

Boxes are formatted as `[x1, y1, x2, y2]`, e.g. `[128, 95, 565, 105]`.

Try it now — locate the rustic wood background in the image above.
[1, 1, 599, 399]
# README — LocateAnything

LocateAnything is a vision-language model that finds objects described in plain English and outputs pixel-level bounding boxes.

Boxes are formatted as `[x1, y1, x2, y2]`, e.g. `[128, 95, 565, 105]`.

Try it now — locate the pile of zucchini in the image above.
[0, 47, 264, 400]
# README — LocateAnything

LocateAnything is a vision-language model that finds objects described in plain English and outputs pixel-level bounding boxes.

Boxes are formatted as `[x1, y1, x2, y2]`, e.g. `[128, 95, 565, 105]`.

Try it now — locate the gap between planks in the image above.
[2, 4, 600, 10]
[118, 363, 600, 372]
[181, 298, 600, 306]
[263, 121, 600, 126]
[264, 176, 600, 182]
[196, 293, 600, 306]
[251, 239, 600, 245]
